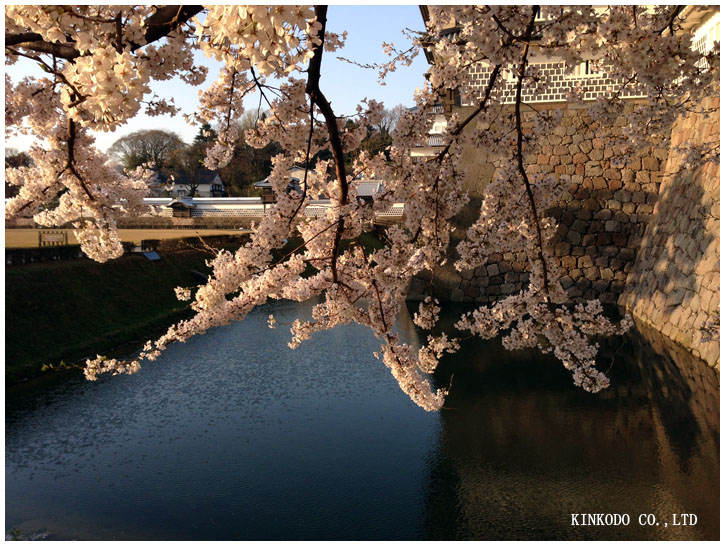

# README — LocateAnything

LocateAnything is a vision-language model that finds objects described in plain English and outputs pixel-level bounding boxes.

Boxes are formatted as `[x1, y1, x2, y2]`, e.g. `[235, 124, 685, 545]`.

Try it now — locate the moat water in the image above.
[5, 300, 720, 540]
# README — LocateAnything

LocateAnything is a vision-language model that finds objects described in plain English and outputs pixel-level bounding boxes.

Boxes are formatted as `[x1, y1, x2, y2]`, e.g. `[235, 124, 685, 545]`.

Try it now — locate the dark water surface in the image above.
[5, 301, 719, 540]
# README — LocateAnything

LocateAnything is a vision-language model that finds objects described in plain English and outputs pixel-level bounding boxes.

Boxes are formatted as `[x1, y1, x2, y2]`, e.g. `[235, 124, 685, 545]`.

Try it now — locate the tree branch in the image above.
[5, 5, 203, 60]
[305, 5, 349, 284]
[513, 6, 553, 302]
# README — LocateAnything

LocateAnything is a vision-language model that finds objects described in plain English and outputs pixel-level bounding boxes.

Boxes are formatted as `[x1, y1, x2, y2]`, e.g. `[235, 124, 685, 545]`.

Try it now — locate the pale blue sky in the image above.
[5, 5, 429, 152]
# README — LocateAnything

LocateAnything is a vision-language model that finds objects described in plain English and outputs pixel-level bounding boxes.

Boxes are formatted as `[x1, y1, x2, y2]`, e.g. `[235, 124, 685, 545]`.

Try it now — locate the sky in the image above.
[5, 5, 430, 153]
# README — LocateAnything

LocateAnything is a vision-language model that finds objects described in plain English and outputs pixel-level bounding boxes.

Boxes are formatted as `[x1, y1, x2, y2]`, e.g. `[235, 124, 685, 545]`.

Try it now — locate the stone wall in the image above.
[408, 99, 720, 370]
[619, 97, 720, 369]
[409, 104, 668, 305]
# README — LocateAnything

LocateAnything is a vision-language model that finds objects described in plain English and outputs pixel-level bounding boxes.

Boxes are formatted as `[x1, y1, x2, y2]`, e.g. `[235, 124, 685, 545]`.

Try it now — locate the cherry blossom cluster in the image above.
[5, 6, 718, 410]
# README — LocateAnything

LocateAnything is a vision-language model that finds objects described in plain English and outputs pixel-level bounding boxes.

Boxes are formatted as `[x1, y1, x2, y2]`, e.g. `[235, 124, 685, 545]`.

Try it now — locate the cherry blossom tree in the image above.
[5, 6, 719, 410]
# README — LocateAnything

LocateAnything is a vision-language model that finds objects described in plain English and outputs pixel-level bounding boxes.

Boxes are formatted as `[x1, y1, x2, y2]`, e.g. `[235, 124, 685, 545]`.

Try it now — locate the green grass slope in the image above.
[5, 250, 214, 383]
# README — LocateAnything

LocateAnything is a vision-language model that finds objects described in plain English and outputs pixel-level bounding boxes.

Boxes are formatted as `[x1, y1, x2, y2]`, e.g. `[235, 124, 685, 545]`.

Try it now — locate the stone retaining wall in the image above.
[410, 104, 668, 305]
[408, 100, 720, 370]
[619, 97, 720, 369]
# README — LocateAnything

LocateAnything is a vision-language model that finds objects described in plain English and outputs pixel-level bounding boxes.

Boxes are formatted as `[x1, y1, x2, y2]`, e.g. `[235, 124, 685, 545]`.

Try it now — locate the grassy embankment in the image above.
[6, 232, 385, 384]
[6, 250, 215, 383]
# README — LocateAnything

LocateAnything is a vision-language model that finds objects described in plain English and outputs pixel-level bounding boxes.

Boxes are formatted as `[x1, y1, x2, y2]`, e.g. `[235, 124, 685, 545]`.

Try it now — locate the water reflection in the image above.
[423, 307, 719, 540]
[5, 301, 719, 540]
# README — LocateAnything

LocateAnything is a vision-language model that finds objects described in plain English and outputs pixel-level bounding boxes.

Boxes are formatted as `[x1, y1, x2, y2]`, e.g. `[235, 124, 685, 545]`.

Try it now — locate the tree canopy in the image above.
[108, 129, 185, 170]
[4, 6, 719, 410]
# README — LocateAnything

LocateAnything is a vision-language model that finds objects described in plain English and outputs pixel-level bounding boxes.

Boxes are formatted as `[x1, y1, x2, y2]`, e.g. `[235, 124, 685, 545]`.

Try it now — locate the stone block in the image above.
[642, 156, 659, 171]
[559, 256, 575, 270]
[566, 231, 582, 246]
[597, 232, 613, 245]
[585, 164, 603, 177]
[612, 233, 629, 247]
[578, 255, 594, 268]
[570, 219, 587, 233]
[666, 288, 686, 307]
[635, 170, 650, 184]
[592, 177, 608, 190]
[622, 202, 636, 214]
[560, 276, 575, 289]
[594, 209, 613, 220]
[618, 248, 636, 261]
[632, 191, 646, 204]
[614, 211, 630, 224]
[614, 190, 632, 203]
[464, 286, 479, 298]
[584, 288, 598, 300]
[602, 245, 620, 257]
[593, 279, 609, 292]
[555, 242, 571, 256]
[584, 266, 599, 281]
[567, 286, 583, 298]
[486, 263, 500, 276]
[605, 220, 620, 231]
[604, 168, 621, 180]
[606, 199, 622, 212]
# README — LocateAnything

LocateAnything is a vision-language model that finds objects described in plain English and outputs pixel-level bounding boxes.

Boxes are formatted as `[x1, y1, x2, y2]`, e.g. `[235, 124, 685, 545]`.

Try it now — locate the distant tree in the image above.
[5, 148, 31, 198]
[108, 129, 184, 170]
[165, 125, 217, 197]
[376, 104, 407, 136]
[216, 112, 283, 196]
[193, 122, 218, 146]
[359, 104, 407, 160]
[4, 148, 31, 168]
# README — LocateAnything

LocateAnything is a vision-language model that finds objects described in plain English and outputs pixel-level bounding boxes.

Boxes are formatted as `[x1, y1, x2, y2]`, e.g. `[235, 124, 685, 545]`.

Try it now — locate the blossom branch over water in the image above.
[5, 5, 719, 410]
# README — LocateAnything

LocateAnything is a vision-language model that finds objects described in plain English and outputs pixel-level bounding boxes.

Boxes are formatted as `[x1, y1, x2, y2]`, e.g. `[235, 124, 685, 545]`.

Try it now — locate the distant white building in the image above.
[409, 103, 447, 160]
[149, 168, 227, 198]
